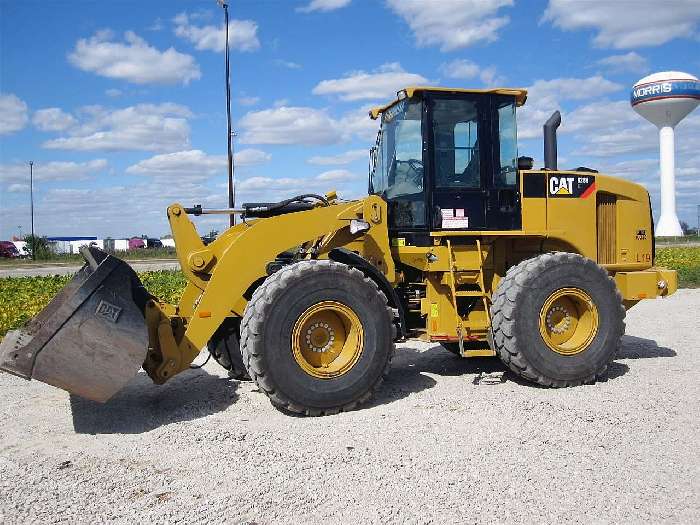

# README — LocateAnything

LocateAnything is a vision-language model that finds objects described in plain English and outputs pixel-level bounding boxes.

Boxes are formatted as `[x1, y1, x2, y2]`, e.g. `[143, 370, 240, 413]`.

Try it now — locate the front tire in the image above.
[240, 260, 394, 415]
[491, 252, 625, 387]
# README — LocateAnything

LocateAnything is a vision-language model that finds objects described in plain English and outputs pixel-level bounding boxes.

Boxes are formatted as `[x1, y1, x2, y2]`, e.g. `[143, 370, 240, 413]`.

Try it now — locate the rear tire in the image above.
[240, 260, 394, 416]
[208, 319, 250, 380]
[491, 252, 625, 387]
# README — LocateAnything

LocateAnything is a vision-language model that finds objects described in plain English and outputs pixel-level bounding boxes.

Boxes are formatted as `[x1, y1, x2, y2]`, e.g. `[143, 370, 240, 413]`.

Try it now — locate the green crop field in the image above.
[0, 247, 698, 339]
[656, 247, 700, 289]
[0, 271, 187, 339]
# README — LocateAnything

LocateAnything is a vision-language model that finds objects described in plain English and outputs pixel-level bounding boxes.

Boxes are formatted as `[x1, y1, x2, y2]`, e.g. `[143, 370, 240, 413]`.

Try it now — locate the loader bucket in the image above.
[0, 246, 152, 402]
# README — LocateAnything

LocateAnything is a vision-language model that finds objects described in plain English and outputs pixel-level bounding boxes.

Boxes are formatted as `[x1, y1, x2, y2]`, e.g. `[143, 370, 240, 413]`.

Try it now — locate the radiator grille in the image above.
[596, 193, 616, 265]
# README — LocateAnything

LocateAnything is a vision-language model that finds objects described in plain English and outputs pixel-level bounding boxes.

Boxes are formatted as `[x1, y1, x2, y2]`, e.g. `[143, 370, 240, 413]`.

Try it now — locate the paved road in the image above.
[0, 259, 181, 278]
[1, 290, 698, 523]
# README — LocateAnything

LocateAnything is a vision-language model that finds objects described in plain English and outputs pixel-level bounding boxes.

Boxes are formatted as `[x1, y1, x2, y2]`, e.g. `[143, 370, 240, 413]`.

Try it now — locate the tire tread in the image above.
[240, 260, 395, 415]
[490, 252, 625, 387]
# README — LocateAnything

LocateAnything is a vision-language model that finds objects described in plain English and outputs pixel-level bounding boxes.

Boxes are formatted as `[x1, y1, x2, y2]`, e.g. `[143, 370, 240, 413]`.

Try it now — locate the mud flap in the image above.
[0, 247, 152, 402]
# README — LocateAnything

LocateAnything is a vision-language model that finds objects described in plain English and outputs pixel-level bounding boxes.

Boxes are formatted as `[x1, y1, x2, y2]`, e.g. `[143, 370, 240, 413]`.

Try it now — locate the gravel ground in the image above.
[0, 260, 180, 278]
[1, 290, 698, 524]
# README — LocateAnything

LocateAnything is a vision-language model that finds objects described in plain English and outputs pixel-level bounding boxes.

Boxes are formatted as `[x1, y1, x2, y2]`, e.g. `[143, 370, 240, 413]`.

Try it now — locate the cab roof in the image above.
[369, 86, 528, 120]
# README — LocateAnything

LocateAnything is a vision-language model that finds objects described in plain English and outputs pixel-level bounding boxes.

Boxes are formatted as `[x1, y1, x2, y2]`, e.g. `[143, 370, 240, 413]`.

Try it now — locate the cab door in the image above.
[428, 94, 489, 230]
[428, 93, 521, 231]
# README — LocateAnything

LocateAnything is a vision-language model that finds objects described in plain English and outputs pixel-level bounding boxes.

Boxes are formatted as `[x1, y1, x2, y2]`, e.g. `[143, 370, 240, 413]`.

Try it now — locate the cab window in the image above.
[370, 97, 426, 229]
[433, 99, 480, 189]
[494, 100, 518, 187]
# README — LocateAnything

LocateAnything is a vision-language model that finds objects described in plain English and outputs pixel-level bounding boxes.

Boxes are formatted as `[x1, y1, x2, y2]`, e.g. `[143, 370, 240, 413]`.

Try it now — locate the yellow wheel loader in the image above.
[0, 87, 677, 415]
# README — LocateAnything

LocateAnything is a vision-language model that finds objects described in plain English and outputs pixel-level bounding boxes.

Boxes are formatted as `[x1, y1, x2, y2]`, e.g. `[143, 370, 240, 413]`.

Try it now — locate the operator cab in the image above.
[369, 87, 527, 242]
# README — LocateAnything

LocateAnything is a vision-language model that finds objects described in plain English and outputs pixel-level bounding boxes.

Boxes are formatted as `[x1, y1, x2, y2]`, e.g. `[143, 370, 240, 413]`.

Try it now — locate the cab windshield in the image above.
[369, 97, 426, 228]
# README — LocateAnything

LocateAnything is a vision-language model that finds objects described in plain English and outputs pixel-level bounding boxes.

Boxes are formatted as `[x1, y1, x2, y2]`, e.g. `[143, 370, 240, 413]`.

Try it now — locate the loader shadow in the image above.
[69, 369, 239, 435]
[370, 333, 677, 404]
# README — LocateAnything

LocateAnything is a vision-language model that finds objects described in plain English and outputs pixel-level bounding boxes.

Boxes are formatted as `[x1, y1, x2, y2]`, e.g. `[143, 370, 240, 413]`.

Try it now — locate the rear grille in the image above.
[596, 193, 617, 264]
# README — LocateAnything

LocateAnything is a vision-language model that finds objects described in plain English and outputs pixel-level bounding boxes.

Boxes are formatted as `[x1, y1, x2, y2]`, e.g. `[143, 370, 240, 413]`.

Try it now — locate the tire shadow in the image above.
[70, 368, 239, 434]
[372, 333, 678, 404]
[370, 344, 505, 407]
[604, 334, 677, 381]
[617, 335, 677, 359]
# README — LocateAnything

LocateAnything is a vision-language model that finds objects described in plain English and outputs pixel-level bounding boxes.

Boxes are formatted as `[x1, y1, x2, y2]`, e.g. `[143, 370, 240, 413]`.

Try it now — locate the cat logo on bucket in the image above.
[548, 175, 596, 199]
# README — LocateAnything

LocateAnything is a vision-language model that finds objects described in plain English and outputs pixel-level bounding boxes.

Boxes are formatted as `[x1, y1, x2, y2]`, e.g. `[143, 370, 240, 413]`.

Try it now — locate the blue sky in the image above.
[1, 0, 699, 239]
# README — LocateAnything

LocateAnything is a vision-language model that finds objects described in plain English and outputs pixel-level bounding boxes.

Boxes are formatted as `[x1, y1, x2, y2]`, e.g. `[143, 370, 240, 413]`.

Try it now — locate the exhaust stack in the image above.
[543, 110, 561, 170]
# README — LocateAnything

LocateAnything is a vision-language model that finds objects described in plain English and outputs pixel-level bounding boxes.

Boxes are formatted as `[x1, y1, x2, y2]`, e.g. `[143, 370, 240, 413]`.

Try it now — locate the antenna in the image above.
[217, 0, 236, 227]
[631, 71, 700, 237]
[29, 161, 35, 260]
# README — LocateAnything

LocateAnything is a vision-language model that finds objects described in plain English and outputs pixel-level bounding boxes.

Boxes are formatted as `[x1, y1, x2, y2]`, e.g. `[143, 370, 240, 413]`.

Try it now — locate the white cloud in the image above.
[338, 104, 381, 142]
[297, 0, 352, 13]
[440, 59, 479, 79]
[0, 159, 108, 185]
[308, 149, 367, 165]
[7, 183, 29, 193]
[316, 169, 358, 182]
[125, 149, 271, 181]
[33, 108, 77, 132]
[237, 176, 307, 193]
[478, 66, 506, 87]
[517, 75, 623, 139]
[439, 59, 505, 86]
[238, 96, 260, 106]
[236, 169, 359, 200]
[566, 104, 699, 159]
[542, 0, 700, 49]
[592, 158, 658, 184]
[68, 30, 201, 85]
[239, 106, 344, 145]
[43, 103, 192, 152]
[0, 93, 29, 135]
[274, 59, 302, 69]
[313, 63, 429, 101]
[148, 17, 164, 32]
[387, 0, 514, 51]
[239, 103, 379, 146]
[105, 88, 123, 97]
[174, 12, 260, 52]
[562, 100, 640, 135]
[527, 75, 622, 102]
[127, 150, 225, 179]
[235, 148, 272, 165]
[596, 52, 649, 74]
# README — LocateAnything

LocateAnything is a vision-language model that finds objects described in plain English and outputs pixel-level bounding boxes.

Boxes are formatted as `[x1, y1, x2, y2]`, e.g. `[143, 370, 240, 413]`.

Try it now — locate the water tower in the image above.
[631, 71, 700, 236]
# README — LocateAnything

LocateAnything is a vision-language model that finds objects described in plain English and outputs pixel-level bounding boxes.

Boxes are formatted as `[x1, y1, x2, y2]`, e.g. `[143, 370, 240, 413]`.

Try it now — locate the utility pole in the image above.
[29, 161, 35, 260]
[218, 0, 236, 227]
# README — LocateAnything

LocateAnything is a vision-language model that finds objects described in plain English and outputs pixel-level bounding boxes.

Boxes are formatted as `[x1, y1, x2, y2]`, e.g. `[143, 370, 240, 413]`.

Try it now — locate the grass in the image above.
[656, 246, 700, 288]
[0, 248, 177, 267]
[0, 271, 187, 339]
[0, 247, 698, 339]
[656, 235, 700, 246]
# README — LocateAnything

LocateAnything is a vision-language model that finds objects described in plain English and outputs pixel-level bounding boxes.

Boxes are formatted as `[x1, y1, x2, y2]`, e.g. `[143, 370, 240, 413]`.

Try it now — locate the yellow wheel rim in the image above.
[539, 288, 599, 356]
[291, 301, 364, 379]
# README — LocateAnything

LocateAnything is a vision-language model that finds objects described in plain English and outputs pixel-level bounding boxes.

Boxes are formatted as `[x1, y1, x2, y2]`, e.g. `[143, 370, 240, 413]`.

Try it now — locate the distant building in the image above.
[103, 239, 130, 251]
[47, 236, 101, 254]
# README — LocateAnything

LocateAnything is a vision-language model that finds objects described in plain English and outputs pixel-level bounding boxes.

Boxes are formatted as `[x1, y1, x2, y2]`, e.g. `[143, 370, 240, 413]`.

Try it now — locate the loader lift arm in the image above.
[145, 196, 396, 383]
